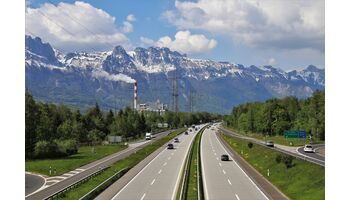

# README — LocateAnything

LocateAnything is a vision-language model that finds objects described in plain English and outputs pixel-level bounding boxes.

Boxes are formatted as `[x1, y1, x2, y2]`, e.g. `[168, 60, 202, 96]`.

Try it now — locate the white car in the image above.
[303, 144, 314, 153]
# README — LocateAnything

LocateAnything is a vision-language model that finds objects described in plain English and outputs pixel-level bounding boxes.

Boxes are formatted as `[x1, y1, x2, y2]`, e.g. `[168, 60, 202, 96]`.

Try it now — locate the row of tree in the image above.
[26, 91, 219, 159]
[223, 90, 325, 141]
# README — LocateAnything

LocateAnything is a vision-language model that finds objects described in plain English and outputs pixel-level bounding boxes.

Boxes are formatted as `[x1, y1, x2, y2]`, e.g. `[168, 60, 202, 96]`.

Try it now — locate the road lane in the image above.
[201, 128, 268, 200]
[26, 130, 173, 200]
[25, 173, 45, 196]
[112, 125, 204, 200]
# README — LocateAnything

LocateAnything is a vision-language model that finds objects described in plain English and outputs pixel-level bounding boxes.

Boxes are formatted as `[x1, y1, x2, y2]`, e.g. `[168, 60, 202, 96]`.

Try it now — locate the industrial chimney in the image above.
[134, 82, 137, 110]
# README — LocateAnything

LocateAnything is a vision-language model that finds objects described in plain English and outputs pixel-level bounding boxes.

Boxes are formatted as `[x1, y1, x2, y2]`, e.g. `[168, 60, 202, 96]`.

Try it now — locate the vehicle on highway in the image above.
[145, 132, 153, 140]
[303, 144, 314, 153]
[221, 154, 229, 161]
[266, 140, 274, 147]
[174, 138, 180, 143]
[189, 129, 192, 132]
[192, 125, 195, 129]
[167, 143, 174, 149]
[185, 131, 188, 135]
[195, 127, 198, 131]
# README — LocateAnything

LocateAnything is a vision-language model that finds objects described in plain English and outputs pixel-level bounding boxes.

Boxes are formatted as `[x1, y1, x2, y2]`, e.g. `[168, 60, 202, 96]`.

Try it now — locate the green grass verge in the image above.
[56, 128, 186, 200]
[185, 127, 204, 200]
[25, 144, 127, 176]
[221, 133, 325, 200]
[224, 126, 324, 146]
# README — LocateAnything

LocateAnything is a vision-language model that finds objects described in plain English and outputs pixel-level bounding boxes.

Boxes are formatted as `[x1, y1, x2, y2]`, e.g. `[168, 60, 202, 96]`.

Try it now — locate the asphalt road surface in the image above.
[25, 130, 173, 200]
[219, 127, 325, 166]
[297, 144, 325, 162]
[111, 125, 204, 200]
[201, 127, 269, 200]
[25, 173, 45, 196]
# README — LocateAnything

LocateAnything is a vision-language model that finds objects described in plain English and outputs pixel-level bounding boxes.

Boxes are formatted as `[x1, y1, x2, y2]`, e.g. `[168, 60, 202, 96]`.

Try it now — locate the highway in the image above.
[111, 125, 204, 200]
[25, 173, 45, 196]
[219, 127, 325, 166]
[201, 127, 269, 200]
[25, 129, 173, 200]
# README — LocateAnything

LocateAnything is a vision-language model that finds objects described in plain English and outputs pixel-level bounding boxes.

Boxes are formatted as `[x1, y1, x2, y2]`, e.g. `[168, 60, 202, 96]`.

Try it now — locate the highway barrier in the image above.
[79, 167, 130, 200]
[179, 125, 206, 200]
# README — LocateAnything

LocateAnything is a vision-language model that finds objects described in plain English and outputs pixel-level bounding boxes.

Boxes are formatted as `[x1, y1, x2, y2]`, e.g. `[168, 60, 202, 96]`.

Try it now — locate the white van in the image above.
[145, 132, 152, 140]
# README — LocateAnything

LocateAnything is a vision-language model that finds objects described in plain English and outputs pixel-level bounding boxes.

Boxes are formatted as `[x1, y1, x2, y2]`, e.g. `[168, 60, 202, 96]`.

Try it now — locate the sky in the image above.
[25, 0, 325, 71]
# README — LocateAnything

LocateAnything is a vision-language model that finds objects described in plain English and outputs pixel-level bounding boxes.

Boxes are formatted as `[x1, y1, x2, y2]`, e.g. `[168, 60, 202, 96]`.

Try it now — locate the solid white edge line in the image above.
[235, 193, 241, 200]
[25, 173, 47, 197]
[201, 129, 210, 200]
[111, 146, 168, 200]
[171, 125, 203, 200]
[214, 133, 270, 200]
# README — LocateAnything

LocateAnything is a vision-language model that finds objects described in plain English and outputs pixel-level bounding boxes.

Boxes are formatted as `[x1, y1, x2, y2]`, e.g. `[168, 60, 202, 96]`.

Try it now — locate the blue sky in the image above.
[26, 0, 325, 70]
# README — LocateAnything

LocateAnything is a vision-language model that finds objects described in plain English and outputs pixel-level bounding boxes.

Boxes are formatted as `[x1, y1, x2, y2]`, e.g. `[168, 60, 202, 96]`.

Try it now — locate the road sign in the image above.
[284, 130, 306, 138]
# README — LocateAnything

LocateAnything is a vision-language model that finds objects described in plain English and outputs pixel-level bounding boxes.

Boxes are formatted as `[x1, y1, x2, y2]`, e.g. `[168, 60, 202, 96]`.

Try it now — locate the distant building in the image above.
[136, 99, 167, 114]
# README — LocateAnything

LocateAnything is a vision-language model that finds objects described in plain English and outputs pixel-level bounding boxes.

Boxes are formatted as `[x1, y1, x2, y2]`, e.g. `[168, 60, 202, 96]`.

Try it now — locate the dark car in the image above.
[195, 128, 198, 131]
[266, 140, 274, 147]
[189, 129, 193, 132]
[221, 154, 229, 161]
[174, 138, 180, 143]
[185, 131, 188, 135]
[167, 143, 174, 149]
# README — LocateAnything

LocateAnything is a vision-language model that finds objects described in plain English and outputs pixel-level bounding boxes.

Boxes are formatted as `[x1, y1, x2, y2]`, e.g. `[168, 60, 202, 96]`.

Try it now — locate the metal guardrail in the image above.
[79, 167, 130, 200]
[218, 127, 325, 167]
[46, 166, 110, 200]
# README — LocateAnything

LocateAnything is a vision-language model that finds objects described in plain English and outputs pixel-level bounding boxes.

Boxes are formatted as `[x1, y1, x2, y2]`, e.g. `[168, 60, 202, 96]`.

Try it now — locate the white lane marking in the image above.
[223, 169, 226, 174]
[151, 179, 156, 185]
[158, 169, 162, 174]
[228, 179, 232, 185]
[235, 194, 241, 200]
[163, 162, 167, 166]
[214, 153, 217, 156]
[168, 157, 171, 160]
[111, 146, 168, 200]
[214, 133, 269, 200]
[216, 157, 219, 160]
[171, 152, 174, 155]
[295, 147, 325, 163]
[219, 162, 222, 167]
[140, 193, 146, 200]
[201, 129, 210, 200]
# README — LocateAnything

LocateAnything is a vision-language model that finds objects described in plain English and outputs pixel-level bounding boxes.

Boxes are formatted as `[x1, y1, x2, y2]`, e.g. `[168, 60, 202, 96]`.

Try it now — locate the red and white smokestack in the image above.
[134, 82, 137, 110]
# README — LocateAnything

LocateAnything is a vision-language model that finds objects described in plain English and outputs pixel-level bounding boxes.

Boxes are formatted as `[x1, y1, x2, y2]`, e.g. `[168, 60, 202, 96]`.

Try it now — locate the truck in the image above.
[145, 132, 153, 140]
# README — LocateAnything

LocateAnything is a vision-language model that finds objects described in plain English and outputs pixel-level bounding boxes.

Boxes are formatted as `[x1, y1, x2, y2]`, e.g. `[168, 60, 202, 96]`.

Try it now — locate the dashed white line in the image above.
[228, 179, 232, 185]
[219, 163, 222, 167]
[235, 193, 241, 200]
[158, 169, 162, 174]
[168, 157, 171, 160]
[216, 157, 219, 160]
[151, 179, 155, 185]
[222, 169, 226, 174]
[214, 153, 217, 156]
[163, 162, 167, 166]
[140, 193, 146, 200]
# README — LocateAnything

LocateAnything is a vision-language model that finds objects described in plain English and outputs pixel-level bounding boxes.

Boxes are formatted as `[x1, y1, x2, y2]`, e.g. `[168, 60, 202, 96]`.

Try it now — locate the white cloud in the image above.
[126, 14, 136, 22]
[163, 0, 324, 52]
[92, 70, 136, 83]
[122, 21, 133, 33]
[266, 58, 276, 65]
[141, 30, 217, 55]
[25, 1, 132, 52]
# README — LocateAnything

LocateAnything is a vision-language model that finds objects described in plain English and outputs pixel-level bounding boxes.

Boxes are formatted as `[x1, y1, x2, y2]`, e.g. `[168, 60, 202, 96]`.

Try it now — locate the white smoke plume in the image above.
[92, 70, 136, 83]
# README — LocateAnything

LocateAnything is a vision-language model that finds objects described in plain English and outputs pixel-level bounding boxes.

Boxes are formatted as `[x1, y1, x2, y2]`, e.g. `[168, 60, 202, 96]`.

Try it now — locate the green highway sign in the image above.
[284, 130, 306, 138]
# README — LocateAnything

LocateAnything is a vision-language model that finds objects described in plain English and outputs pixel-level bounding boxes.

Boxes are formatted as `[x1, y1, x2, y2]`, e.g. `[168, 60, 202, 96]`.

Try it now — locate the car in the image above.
[167, 143, 174, 149]
[195, 128, 198, 131]
[266, 140, 274, 147]
[221, 154, 229, 161]
[185, 131, 188, 135]
[303, 144, 314, 153]
[174, 138, 180, 143]
[189, 129, 192, 132]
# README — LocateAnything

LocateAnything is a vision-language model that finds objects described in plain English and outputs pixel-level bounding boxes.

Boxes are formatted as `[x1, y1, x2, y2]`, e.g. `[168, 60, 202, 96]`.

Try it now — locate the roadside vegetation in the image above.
[56, 128, 186, 200]
[223, 91, 325, 142]
[26, 90, 219, 161]
[25, 144, 127, 176]
[183, 127, 205, 199]
[221, 133, 325, 200]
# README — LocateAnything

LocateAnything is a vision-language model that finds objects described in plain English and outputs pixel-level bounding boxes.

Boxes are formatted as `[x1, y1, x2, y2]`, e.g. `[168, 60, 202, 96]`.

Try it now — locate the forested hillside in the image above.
[224, 90, 325, 141]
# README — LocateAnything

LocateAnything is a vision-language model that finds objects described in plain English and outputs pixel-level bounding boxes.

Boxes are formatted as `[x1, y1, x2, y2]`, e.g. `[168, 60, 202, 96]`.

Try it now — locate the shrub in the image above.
[34, 141, 64, 158]
[275, 154, 282, 164]
[248, 142, 253, 149]
[56, 139, 78, 156]
[282, 155, 294, 168]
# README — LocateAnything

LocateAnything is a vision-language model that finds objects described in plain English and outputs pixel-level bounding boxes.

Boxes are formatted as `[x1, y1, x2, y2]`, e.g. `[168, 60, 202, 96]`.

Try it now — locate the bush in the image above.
[34, 141, 65, 158]
[275, 154, 282, 164]
[56, 139, 78, 156]
[282, 155, 294, 168]
[248, 142, 253, 149]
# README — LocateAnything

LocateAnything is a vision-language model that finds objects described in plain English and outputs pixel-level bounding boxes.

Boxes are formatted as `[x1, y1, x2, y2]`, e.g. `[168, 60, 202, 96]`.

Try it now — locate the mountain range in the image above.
[25, 35, 325, 113]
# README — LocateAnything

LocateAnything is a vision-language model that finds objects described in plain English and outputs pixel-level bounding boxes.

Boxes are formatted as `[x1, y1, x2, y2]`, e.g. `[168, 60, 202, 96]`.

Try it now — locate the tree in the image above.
[25, 91, 38, 158]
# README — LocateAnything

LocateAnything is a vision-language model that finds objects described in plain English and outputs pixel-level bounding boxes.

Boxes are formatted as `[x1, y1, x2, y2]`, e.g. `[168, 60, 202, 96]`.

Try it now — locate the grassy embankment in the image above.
[224, 126, 324, 146]
[26, 144, 127, 176]
[221, 133, 325, 200]
[57, 128, 186, 200]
